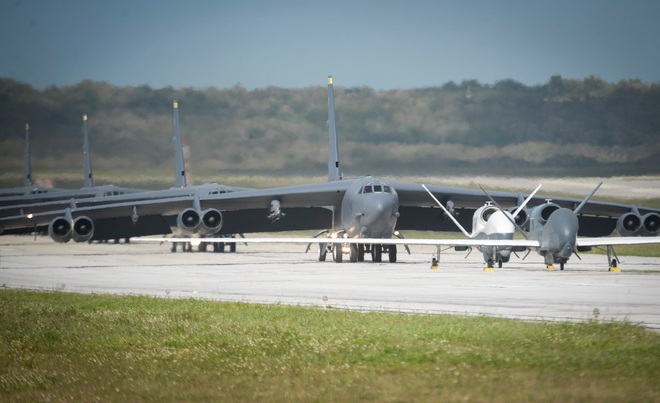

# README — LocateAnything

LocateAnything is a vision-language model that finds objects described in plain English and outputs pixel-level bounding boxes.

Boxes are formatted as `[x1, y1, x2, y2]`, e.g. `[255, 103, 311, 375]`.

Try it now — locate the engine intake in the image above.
[529, 203, 560, 232]
[48, 217, 72, 243]
[177, 208, 202, 233]
[200, 208, 223, 235]
[617, 212, 642, 236]
[641, 213, 660, 236]
[479, 206, 498, 223]
[72, 216, 94, 243]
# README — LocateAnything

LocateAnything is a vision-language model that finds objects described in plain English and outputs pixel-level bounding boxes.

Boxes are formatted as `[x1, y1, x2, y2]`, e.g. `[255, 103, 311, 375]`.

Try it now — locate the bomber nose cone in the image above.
[360, 195, 398, 238]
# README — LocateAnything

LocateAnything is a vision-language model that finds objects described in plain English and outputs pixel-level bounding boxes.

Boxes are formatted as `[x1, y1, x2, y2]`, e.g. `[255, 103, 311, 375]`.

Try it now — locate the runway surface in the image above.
[1, 235, 659, 328]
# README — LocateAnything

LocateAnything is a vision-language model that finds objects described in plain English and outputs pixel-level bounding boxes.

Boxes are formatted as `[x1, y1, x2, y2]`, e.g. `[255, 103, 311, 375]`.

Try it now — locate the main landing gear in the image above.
[170, 239, 237, 253]
[318, 243, 398, 263]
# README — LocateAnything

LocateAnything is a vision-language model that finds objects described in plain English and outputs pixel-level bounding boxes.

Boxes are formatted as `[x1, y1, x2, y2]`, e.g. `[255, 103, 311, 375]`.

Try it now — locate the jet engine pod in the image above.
[640, 212, 660, 236]
[616, 212, 642, 236]
[177, 208, 202, 233]
[200, 208, 223, 235]
[72, 216, 94, 243]
[48, 217, 72, 243]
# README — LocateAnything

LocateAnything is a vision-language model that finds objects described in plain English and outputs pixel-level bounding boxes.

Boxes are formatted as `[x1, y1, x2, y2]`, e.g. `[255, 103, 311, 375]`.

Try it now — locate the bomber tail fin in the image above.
[23, 123, 32, 187]
[173, 100, 187, 188]
[82, 115, 94, 188]
[327, 76, 342, 182]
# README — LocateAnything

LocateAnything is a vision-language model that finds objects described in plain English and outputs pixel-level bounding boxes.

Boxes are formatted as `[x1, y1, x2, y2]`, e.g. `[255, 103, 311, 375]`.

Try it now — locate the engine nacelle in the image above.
[177, 208, 202, 233]
[529, 203, 560, 232]
[616, 212, 642, 236]
[200, 208, 223, 235]
[641, 213, 660, 236]
[72, 216, 94, 243]
[48, 216, 72, 243]
[615, 212, 658, 236]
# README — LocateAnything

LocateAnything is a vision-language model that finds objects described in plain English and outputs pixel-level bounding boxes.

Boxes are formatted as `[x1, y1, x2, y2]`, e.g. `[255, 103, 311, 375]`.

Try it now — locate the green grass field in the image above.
[1, 289, 659, 402]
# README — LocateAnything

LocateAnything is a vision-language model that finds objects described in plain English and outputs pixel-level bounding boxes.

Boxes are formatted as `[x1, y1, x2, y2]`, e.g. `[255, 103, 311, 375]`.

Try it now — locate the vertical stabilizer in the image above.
[327, 76, 342, 182]
[23, 123, 32, 187]
[173, 100, 187, 187]
[82, 115, 94, 188]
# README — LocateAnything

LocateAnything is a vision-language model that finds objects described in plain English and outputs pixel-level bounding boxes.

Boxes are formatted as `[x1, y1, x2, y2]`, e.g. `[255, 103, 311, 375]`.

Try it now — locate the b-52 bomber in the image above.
[0, 116, 147, 208]
[0, 101, 327, 243]
[1, 77, 659, 266]
[0, 103, 254, 242]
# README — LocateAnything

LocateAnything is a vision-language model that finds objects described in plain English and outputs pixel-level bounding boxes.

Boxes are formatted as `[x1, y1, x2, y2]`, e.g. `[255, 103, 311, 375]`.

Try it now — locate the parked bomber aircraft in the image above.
[138, 182, 660, 271]
[0, 102, 261, 242]
[0, 115, 146, 208]
[1, 77, 659, 262]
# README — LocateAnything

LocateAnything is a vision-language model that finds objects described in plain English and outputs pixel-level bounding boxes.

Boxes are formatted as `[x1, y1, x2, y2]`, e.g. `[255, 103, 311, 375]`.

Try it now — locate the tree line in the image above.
[0, 75, 658, 185]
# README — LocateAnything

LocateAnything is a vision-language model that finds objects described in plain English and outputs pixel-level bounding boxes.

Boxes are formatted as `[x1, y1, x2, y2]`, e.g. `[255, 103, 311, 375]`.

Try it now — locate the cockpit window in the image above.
[359, 182, 392, 194]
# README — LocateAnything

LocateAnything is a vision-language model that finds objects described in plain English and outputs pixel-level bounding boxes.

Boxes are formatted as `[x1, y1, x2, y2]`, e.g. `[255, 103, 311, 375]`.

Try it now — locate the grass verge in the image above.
[1, 289, 659, 402]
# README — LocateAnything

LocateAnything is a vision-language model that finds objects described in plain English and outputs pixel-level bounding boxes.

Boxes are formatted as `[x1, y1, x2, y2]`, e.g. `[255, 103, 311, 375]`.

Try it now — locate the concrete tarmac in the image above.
[1, 235, 659, 328]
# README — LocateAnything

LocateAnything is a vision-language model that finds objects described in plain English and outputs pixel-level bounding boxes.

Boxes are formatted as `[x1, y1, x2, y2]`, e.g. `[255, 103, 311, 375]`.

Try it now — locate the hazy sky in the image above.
[2, 0, 659, 90]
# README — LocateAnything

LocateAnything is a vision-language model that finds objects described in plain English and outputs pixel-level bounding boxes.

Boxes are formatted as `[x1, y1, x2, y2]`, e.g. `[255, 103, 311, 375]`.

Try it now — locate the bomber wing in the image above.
[0, 180, 354, 236]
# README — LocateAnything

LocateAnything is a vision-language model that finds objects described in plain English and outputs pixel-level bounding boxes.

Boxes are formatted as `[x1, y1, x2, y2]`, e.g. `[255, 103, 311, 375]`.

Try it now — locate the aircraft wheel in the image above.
[333, 244, 343, 263]
[199, 242, 207, 252]
[487, 259, 494, 268]
[171, 242, 177, 253]
[349, 244, 358, 262]
[388, 245, 397, 263]
[560, 261, 565, 271]
[229, 242, 236, 253]
[318, 243, 327, 261]
[372, 244, 382, 263]
[498, 259, 503, 268]
[358, 244, 365, 262]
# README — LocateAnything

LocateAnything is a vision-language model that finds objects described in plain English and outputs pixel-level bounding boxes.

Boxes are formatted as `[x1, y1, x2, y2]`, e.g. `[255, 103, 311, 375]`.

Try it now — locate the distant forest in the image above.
[1, 75, 659, 186]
